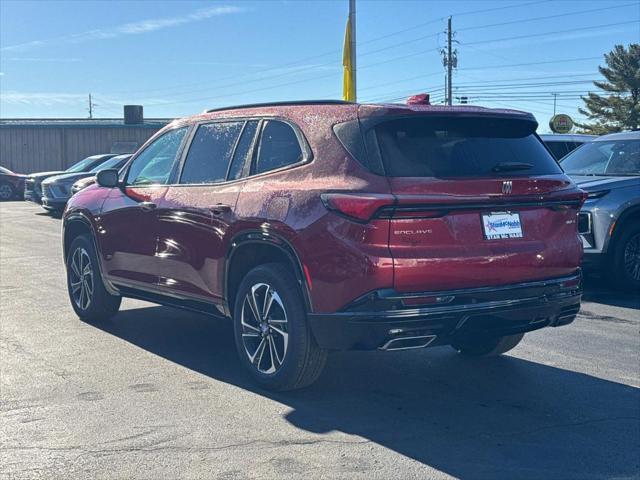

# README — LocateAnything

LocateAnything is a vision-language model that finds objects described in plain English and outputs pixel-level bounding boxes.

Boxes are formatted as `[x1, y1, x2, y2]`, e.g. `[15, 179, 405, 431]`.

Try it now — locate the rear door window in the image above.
[374, 117, 562, 178]
[253, 120, 303, 175]
[180, 122, 243, 184]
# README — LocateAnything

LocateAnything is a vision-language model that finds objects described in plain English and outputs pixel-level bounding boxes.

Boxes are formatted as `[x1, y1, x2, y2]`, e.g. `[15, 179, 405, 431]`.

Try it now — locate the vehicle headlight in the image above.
[586, 190, 610, 199]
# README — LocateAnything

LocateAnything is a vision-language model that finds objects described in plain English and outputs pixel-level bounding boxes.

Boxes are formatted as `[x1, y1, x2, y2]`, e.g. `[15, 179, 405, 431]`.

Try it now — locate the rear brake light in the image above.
[406, 93, 430, 105]
[320, 193, 395, 222]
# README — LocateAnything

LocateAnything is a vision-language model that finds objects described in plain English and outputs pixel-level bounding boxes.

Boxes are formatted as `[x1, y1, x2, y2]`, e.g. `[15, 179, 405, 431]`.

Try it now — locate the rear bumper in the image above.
[308, 272, 582, 351]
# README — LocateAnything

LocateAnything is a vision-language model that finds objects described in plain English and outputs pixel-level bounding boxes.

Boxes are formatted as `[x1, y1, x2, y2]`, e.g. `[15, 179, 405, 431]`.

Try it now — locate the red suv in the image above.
[62, 100, 585, 390]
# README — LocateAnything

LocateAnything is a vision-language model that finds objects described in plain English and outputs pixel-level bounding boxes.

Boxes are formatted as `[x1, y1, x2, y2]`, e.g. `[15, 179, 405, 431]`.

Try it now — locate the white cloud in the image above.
[5, 57, 82, 62]
[0, 90, 174, 108]
[2, 5, 245, 51]
[0, 91, 87, 106]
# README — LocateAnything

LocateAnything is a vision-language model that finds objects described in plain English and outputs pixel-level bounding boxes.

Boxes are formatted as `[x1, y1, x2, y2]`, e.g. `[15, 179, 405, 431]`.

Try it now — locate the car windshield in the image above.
[560, 139, 640, 176]
[0, 166, 12, 174]
[65, 156, 100, 173]
[89, 157, 124, 173]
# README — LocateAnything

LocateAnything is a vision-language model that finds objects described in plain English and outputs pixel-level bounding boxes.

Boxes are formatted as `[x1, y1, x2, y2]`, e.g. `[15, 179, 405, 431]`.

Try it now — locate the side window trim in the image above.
[170, 123, 198, 185]
[161, 116, 311, 186]
[124, 125, 191, 187]
[236, 119, 262, 180]
[224, 120, 250, 181]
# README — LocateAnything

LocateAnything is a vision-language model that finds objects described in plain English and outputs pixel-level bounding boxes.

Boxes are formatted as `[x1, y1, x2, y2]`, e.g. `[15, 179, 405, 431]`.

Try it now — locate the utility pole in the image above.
[552, 93, 558, 116]
[88, 93, 95, 119]
[349, 0, 357, 101]
[441, 17, 457, 105]
[447, 16, 453, 106]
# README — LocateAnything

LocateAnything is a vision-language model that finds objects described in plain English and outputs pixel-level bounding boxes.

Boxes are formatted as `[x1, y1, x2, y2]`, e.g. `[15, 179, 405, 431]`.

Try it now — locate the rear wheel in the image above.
[0, 182, 15, 200]
[233, 263, 327, 391]
[66, 234, 121, 322]
[610, 224, 640, 291]
[451, 333, 524, 357]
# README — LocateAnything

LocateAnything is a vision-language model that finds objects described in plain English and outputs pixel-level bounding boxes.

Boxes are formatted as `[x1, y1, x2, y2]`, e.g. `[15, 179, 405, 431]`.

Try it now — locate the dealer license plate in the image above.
[481, 212, 523, 240]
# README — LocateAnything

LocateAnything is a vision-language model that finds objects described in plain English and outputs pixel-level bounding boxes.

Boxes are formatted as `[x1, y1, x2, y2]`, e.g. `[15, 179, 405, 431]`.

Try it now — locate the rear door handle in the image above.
[210, 203, 231, 216]
[139, 201, 157, 211]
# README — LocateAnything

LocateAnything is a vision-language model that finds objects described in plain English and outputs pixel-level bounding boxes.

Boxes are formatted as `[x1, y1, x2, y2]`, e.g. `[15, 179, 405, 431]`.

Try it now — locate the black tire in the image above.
[66, 234, 121, 323]
[609, 224, 640, 291]
[0, 182, 15, 201]
[451, 333, 524, 357]
[233, 263, 327, 391]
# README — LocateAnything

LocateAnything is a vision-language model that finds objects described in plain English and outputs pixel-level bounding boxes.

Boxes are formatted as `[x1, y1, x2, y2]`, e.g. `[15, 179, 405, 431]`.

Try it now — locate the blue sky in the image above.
[1, 0, 638, 131]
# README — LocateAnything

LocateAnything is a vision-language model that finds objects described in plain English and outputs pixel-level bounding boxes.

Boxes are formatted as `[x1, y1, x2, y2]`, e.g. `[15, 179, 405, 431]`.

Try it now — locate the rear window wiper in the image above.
[491, 162, 533, 172]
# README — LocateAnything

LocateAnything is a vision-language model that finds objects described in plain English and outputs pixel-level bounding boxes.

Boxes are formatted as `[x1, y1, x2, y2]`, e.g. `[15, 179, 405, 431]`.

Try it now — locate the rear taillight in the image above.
[377, 207, 448, 219]
[320, 193, 395, 222]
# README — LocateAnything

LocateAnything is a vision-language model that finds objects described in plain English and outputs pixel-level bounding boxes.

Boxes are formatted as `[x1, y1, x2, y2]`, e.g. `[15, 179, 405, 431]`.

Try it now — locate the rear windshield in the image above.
[374, 117, 562, 177]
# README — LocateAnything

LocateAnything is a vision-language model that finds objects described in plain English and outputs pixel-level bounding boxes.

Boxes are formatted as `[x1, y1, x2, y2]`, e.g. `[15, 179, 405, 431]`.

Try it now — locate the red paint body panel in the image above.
[62, 102, 584, 320]
[386, 175, 583, 292]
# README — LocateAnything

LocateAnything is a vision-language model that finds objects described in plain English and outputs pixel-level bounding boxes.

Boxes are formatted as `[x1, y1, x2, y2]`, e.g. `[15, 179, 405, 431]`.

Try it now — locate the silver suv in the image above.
[560, 131, 640, 289]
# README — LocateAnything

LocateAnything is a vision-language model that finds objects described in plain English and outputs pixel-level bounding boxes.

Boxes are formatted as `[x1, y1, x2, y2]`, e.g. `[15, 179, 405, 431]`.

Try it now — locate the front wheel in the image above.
[451, 333, 524, 357]
[610, 224, 640, 291]
[233, 263, 327, 391]
[66, 234, 121, 323]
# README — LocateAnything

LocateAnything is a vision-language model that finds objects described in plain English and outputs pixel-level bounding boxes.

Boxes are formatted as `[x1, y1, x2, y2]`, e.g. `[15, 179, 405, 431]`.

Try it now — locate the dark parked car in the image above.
[70, 154, 132, 196]
[24, 154, 117, 204]
[62, 100, 585, 390]
[560, 131, 640, 289]
[540, 134, 595, 160]
[41, 154, 132, 212]
[0, 166, 26, 200]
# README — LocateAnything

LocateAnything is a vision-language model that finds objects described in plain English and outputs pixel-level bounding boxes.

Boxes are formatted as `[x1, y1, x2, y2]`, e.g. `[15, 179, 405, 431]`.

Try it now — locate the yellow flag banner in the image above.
[342, 18, 355, 102]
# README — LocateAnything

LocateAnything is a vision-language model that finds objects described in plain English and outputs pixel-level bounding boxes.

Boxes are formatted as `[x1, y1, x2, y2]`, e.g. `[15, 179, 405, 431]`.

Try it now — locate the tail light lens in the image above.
[320, 193, 395, 222]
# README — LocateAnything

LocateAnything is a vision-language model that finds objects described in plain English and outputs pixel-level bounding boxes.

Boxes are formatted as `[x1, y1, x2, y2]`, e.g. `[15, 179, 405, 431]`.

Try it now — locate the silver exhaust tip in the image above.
[379, 335, 437, 351]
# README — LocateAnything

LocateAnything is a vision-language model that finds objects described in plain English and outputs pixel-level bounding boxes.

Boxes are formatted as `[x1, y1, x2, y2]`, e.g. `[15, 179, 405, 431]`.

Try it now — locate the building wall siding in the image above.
[0, 126, 163, 173]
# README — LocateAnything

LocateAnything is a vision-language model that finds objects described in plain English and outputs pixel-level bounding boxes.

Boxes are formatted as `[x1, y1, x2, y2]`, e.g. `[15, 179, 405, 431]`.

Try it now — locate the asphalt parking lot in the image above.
[1, 201, 638, 480]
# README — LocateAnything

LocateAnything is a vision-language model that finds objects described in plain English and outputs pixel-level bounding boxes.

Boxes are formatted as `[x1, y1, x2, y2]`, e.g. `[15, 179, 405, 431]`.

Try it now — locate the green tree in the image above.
[577, 44, 639, 134]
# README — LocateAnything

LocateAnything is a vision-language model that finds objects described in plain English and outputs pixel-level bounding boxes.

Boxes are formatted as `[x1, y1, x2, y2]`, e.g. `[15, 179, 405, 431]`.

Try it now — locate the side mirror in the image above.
[96, 169, 120, 188]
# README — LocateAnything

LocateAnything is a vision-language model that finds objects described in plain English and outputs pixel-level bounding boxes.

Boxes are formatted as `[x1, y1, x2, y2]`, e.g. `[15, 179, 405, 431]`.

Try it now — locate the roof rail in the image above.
[205, 100, 355, 113]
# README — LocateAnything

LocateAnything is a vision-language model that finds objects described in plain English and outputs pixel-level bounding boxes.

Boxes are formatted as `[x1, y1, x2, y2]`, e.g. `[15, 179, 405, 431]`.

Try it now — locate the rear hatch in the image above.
[371, 114, 584, 292]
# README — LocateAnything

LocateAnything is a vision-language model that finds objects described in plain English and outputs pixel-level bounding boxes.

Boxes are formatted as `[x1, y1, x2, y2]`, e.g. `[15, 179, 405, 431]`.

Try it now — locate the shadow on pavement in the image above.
[95, 305, 640, 480]
[582, 275, 640, 309]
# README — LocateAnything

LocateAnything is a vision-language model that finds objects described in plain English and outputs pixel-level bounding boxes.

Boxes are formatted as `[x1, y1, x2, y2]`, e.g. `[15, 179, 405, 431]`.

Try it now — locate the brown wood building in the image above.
[0, 118, 171, 173]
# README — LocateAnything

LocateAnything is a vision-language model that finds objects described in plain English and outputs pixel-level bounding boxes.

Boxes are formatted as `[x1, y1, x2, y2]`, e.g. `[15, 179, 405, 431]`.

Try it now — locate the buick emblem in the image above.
[502, 181, 513, 194]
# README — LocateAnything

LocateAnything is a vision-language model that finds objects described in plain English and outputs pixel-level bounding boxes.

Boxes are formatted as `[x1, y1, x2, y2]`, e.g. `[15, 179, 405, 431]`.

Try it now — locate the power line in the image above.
[110, 16, 632, 109]
[457, 2, 639, 32]
[108, 1, 613, 101]
[457, 56, 601, 71]
[464, 20, 639, 47]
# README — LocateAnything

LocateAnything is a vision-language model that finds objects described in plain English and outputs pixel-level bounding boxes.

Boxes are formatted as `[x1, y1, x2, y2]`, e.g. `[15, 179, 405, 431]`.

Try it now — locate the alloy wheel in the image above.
[69, 247, 94, 310]
[240, 283, 289, 374]
[0, 184, 13, 200]
[623, 233, 640, 281]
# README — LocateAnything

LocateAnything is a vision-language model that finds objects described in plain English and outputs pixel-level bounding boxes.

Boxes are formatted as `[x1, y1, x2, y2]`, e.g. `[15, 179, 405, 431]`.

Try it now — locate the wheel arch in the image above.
[63, 212, 119, 296]
[225, 231, 312, 317]
[608, 205, 640, 254]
